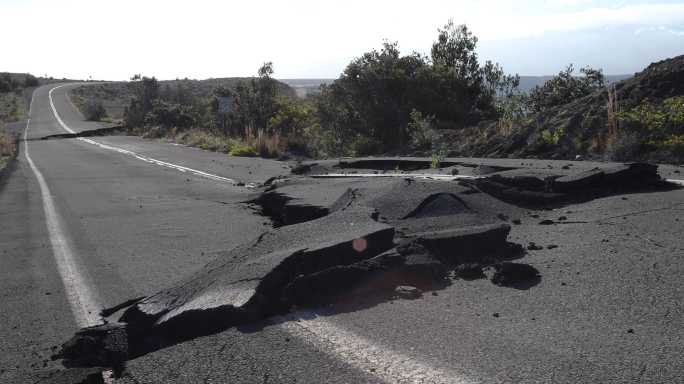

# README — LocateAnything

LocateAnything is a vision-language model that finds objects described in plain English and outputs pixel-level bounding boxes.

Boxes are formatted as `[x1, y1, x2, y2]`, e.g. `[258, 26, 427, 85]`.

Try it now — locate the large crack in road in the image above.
[50, 161, 680, 382]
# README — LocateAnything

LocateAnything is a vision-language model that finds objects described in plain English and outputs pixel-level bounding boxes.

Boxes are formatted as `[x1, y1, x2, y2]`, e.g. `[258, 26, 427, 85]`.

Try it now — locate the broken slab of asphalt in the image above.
[53, 178, 535, 373]
[53, 161, 676, 376]
[464, 162, 679, 208]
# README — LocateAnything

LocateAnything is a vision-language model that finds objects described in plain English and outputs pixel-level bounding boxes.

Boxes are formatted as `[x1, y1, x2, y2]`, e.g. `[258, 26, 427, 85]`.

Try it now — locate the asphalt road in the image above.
[1, 83, 682, 383]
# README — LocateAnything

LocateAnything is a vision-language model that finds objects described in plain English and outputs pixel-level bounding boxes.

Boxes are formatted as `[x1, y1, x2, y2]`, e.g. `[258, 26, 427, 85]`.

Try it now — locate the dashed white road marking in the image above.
[279, 312, 474, 384]
[25, 90, 102, 328]
[48, 84, 241, 185]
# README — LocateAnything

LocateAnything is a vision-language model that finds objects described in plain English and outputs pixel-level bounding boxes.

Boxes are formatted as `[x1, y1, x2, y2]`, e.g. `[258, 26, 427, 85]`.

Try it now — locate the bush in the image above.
[83, 99, 107, 121]
[229, 143, 257, 157]
[24, 74, 39, 87]
[408, 109, 437, 150]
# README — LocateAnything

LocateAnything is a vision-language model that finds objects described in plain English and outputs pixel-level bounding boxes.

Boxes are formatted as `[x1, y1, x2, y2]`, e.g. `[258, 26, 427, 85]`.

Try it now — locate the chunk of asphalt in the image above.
[282, 251, 406, 306]
[410, 223, 512, 264]
[469, 162, 673, 208]
[552, 168, 605, 192]
[248, 191, 329, 227]
[487, 262, 541, 288]
[394, 286, 422, 299]
[117, 207, 395, 342]
[52, 323, 127, 371]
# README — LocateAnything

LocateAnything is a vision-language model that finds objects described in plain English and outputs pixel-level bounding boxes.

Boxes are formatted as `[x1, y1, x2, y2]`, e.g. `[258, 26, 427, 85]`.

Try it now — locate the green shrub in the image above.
[229, 144, 257, 157]
[408, 109, 436, 150]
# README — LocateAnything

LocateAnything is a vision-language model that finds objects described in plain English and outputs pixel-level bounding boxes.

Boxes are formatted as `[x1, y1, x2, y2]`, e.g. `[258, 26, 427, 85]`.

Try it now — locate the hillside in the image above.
[447, 55, 684, 163]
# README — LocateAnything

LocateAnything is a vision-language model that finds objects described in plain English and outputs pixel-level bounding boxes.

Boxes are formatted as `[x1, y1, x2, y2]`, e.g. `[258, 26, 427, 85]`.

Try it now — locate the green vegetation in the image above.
[606, 96, 684, 160]
[526, 65, 604, 113]
[541, 127, 565, 145]
[315, 20, 519, 156]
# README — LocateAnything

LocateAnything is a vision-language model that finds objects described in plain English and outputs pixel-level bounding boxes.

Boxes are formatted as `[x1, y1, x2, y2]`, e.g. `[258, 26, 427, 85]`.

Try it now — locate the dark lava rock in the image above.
[547, 244, 559, 249]
[488, 262, 541, 288]
[527, 242, 543, 251]
[539, 219, 555, 225]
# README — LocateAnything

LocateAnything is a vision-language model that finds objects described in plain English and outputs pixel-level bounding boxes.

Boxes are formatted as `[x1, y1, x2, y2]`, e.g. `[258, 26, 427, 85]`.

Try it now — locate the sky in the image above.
[1, 0, 683, 80]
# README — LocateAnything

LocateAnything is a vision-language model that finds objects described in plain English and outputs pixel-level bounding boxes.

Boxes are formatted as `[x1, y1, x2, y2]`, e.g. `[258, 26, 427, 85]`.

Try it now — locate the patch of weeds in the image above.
[230, 143, 257, 157]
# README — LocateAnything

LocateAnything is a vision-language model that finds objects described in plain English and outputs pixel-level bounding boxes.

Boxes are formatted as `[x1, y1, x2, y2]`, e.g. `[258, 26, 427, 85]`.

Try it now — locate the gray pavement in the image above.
[1, 83, 682, 383]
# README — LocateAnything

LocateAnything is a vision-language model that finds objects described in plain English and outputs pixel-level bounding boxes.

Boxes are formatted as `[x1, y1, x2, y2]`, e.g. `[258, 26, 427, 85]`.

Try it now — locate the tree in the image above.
[527, 64, 605, 113]
[123, 76, 159, 128]
[315, 20, 519, 154]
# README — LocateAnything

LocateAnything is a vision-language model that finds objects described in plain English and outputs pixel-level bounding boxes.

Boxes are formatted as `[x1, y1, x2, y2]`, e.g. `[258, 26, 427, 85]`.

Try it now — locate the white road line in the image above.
[311, 173, 480, 181]
[48, 85, 240, 185]
[24, 91, 102, 328]
[279, 312, 474, 384]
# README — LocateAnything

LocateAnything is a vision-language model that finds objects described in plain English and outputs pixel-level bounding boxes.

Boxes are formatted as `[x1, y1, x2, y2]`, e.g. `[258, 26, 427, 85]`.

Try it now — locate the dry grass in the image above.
[1, 126, 18, 168]
[255, 129, 281, 158]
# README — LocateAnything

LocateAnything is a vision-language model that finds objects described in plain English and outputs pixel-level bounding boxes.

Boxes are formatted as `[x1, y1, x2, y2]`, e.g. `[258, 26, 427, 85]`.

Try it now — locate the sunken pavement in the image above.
[52, 160, 678, 380]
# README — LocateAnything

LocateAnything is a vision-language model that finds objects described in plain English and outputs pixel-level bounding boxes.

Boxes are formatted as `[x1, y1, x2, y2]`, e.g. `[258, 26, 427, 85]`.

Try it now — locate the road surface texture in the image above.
[1, 83, 682, 383]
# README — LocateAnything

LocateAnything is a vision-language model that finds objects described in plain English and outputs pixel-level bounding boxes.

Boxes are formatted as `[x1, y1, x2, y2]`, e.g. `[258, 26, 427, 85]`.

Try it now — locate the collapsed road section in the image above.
[52, 161, 678, 378]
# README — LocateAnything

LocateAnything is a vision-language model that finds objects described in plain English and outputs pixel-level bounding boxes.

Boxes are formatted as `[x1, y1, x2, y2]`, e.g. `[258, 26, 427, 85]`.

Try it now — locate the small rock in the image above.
[627, 329, 634, 334]
[394, 286, 422, 299]
[530, 214, 540, 218]
[512, 219, 521, 225]
[527, 242, 543, 251]
[450, 168, 459, 176]
[236, 182, 245, 186]
[547, 244, 558, 249]
[558, 216, 567, 221]
[497, 213, 509, 221]
[538, 219, 555, 225]
[492, 313, 500, 318]
[431, 292, 438, 296]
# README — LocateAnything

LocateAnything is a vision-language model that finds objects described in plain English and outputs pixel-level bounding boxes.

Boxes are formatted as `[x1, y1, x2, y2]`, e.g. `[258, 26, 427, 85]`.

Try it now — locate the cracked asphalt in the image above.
[1, 83, 683, 383]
